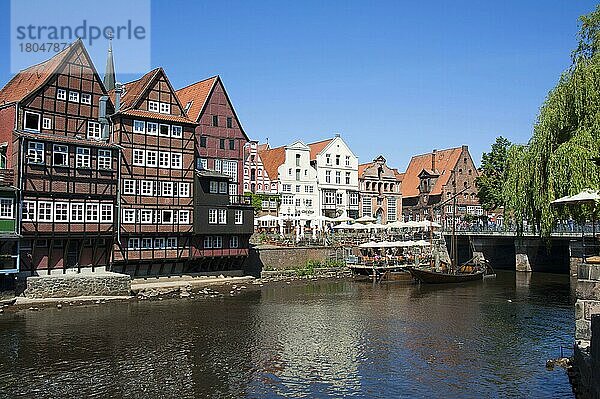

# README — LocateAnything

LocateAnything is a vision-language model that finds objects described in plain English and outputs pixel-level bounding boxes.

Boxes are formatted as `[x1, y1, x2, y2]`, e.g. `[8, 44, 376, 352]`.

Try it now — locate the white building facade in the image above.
[242, 141, 275, 194]
[310, 136, 359, 219]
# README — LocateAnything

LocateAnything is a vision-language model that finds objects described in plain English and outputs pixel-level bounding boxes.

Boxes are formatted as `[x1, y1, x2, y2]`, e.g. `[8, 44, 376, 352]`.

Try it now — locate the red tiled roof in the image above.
[401, 147, 463, 198]
[358, 163, 370, 176]
[109, 68, 161, 111]
[118, 109, 194, 124]
[0, 41, 77, 105]
[258, 145, 286, 181]
[307, 138, 333, 161]
[257, 143, 270, 152]
[175, 76, 218, 122]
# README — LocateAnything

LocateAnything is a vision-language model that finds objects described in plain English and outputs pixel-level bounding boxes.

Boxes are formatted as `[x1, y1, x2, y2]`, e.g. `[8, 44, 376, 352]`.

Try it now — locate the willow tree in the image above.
[503, 5, 600, 236]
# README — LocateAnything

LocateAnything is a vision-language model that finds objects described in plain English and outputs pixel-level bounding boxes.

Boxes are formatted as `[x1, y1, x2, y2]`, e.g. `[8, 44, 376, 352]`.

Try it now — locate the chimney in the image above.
[335, 132, 341, 138]
[114, 82, 123, 112]
[431, 149, 437, 171]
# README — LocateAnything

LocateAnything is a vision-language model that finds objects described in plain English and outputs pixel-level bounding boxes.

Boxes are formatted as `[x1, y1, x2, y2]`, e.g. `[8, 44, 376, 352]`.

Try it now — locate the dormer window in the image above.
[24, 111, 40, 132]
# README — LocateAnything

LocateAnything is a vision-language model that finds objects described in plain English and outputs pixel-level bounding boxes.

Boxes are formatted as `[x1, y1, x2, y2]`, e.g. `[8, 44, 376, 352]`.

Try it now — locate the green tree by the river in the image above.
[503, 5, 600, 236]
[476, 136, 511, 212]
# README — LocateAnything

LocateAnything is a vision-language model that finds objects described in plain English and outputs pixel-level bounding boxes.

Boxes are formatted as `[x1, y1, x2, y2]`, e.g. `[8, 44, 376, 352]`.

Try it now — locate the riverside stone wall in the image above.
[24, 273, 131, 299]
[246, 246, 343, 275]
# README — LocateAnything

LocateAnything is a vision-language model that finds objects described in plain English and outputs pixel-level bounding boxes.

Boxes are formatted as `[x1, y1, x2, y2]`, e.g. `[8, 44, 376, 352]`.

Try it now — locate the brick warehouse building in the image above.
[0, 40, 254, 276]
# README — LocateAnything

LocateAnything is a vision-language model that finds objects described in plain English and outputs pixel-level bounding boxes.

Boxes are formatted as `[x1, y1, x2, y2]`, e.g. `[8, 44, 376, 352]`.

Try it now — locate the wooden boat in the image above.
[406, 266, 484, 284]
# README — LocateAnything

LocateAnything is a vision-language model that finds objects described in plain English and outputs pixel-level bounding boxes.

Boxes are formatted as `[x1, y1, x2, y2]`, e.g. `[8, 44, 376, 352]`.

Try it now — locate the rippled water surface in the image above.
[0, 271, 574, 398]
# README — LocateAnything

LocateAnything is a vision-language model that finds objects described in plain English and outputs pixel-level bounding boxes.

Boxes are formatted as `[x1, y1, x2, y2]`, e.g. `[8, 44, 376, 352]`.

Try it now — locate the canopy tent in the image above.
[331, 215, 354, 223]
[333, 222, 354, 230]
[355, 215, 377, 223]
[359, 241, 380, 248]
[315, 215, 335, 222]
[414, 240, 431, 247]
[551, 189, 600, 204]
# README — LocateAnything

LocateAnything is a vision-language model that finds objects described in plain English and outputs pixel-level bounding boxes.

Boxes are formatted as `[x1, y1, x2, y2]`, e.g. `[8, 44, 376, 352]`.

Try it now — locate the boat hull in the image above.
[406, 267, 484, 284]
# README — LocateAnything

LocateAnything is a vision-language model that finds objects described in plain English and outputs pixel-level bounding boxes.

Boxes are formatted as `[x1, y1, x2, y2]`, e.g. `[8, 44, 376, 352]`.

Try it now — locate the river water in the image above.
[0, 271, 574, 398]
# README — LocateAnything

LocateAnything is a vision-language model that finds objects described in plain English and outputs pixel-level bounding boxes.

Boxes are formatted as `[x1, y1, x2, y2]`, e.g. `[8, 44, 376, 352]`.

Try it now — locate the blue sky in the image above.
[0, 0, 598, 170]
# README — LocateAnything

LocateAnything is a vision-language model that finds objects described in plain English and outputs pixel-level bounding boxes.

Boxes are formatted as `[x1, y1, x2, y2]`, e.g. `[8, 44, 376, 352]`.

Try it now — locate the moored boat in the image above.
[406, 266, 484, 284]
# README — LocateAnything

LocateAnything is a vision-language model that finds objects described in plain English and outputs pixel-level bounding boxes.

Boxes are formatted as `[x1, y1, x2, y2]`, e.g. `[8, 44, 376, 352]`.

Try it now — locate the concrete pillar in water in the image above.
[515, 240, 532, 272]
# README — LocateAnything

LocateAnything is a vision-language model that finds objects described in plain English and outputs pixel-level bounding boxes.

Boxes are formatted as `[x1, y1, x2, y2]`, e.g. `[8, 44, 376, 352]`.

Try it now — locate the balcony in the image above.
[0, 169, 15, 187]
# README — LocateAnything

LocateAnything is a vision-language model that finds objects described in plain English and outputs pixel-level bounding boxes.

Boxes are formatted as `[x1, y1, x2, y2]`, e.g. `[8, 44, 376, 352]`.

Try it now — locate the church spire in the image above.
[103, 34, 115, 91]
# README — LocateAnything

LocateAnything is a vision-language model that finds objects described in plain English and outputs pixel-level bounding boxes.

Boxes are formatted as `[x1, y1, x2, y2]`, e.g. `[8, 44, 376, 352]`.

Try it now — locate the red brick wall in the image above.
[0, 105, 16, 169]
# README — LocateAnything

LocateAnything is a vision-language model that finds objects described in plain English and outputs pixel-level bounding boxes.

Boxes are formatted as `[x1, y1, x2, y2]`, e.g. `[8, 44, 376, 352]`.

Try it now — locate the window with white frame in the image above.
[86, 203, 99, 222]
[159, 124, 170, 137]
[223, 160, 238, 181]
[219, 182, 227, 194]
[326, 154, 331, 164]
[349, 192, 359, 206]
[178, 210, 190, 224]
[76, 147, 91, 168]
[123, 180, 136, 195]
[148, 101, 159, 112]
[213, 236, 222, 248]
[166, 237, 177, 249]
[140, 180, 154, 196]
[87, 122, 102, 140]
[98, 149, 111, 170]
[336, 192, 343, 205]
[208, 209, 217, 224]
[214, 159, 222, 173]
[230, 236, 239, 248]
[387, 197, 397, 222]
[133, 149, 145, 166]
[68, 91, 79, 102]
[282, 184, 291, 192]
[345, 156, 350, 167]
[128, 238, 140, 249]
[28, 141, 44, 164]
[54, 202, 68, 222]
[282, 195, 293, 205]
[100, 204, 113, 222]
[162, 181, 173, 196]
[56, 88, 66, 100]
[38, 201, 53, 221]
[42, 117, 52, 129]
[147, 122, 158, 136]
[162, 210, 173, 224]
[324, 190, 335, 205]
[210, 181, 218, 194]
[22, 201, 35, 221]
[159, 103, 171, 114]
[141, 237, 152, 249]
[218, 209, 227, 224]
[198, 158, 208, 170]
[171, 126, 182, 138]
[81, 93, 91, 105]
[24, 111, 41, 132]
[345, 172, 351, 185]
[52, 144, 68, 166]
[133, 120, 145, 133]
[71, 203, 84, 222]
[140, 209, 153, 223]
[159, 152, 170, 168]
[362, 196, 372, 216]
[123, 209, 136, 223]
[146, 150, 157, 167]
[295, 198, 301, 207]
[235, 210, 243, 224]
[179, 183, 190, 197]
[0, 198, 13, 219]
[171, 153, 182, 169]
[325, 170, 331, 183]
[204, 236, 212, 248]
[305, 199, 313, 207]
[335, 171, 341, 184]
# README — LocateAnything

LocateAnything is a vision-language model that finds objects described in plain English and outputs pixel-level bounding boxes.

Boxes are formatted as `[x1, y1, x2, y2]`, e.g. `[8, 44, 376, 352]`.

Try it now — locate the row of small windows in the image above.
[132, 149, 183, 169]
[282, 184, 314, 193]
[325, 154, 351, 167]
[122, 208, 190, 224]
[127, 237, 179, 250]
[22, 200, 113, 223]
[123, 180, 190, 197]
[211, 115, 234, 128]
[208, 209, 244, 225]
[27, 141, 112, 169]
[24, 111, 104, 140]
[364, 181, 397, 192]
[209, 181, 229, 194]
[323, 191, 359, 205]
[148, 101, 172, 115]
[133, 120, 182, 138]
[325, 170, 352, 185]
[199, 136, 236, 150]
[56, 88, 92, 105]
[204, 235, 239, 249]
[244, 182, 277, 192]
[281, 195, 313, 208]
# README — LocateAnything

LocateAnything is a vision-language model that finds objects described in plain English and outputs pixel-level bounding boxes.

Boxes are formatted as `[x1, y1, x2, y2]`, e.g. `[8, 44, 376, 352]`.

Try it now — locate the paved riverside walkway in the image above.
[130, 275, 255, 293]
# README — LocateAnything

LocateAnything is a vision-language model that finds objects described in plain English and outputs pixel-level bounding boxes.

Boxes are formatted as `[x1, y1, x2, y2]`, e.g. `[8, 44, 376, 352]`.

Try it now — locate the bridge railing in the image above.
[449, 223, 600, 237]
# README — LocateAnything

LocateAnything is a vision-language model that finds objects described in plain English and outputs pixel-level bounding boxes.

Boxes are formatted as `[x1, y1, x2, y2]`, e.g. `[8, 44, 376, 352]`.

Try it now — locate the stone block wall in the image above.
[576, 263, 600, 346]
[248, 246, 341, 273]
[24, 273, 131, 299]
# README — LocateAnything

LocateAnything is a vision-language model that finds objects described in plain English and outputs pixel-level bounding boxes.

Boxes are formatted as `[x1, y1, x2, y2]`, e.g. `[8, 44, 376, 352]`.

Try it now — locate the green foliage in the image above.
[503, 5, 600, 236]
[476, 136, 511, 211]
[244, 192, 280, 214]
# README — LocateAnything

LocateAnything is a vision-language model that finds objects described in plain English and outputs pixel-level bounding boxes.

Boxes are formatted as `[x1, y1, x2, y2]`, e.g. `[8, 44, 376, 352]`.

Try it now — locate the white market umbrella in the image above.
[414, 240, 431, 247]
[359, 241, 379, 248]
[355, 215, 377, 223]
[333, 222, 353, 230]
[369, 223, 388, 230]
[551, 189, 600, 205]
[332, 215, 354, 223]
[351, 223, 369, 230]
[387, 221, 409, 229]
[316, 215, 334, 222]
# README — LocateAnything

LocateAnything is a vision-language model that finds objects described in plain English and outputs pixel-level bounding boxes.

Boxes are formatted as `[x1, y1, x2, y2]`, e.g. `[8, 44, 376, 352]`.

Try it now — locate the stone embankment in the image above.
[24, 272, 131, 299]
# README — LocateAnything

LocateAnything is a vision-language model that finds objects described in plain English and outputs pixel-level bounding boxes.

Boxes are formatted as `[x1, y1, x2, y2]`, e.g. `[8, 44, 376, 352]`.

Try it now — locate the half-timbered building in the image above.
[0, 40, 117, 274]
[110, 68, 197, 275]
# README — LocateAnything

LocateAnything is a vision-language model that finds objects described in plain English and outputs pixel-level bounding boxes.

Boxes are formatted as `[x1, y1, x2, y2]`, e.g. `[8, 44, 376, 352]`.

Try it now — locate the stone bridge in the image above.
[446, 227, 598, 273]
